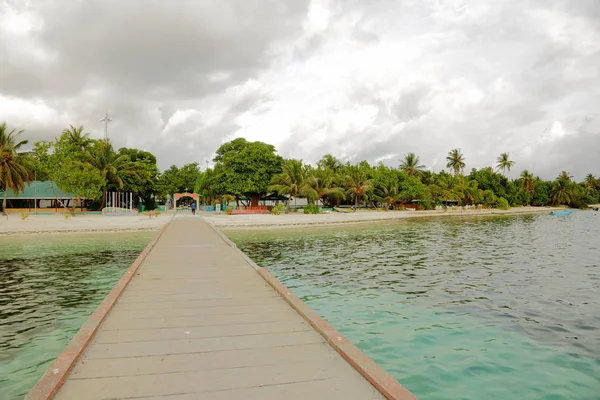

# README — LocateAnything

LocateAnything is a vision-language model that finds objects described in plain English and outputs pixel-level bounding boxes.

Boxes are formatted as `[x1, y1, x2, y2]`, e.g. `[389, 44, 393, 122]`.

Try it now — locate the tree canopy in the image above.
[211, 138, 283, 206]
[3, 118, 599, 213]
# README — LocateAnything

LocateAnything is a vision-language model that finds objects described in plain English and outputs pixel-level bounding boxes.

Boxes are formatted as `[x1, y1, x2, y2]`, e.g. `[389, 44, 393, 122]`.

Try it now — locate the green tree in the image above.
[399, 152, 426, 178]
[212, 138, 283, 206]
[33, 134, 106, 213]
[304, 167, 345, 207]
[269, 159, 309, 211]
[0, 122, 34, 214]
[584, 173, 598, 193]
[117, 148, 159, 207]
[157, 163, 201, 198]
[549, 171, 574, 206]
[467, 167, 509, 200]
[344, 164, 373, 208]
[520, 170, 535, 205]
[397, 172, 429, 204]
[317, 154, 343, 173]
[496, 152, 515, 175]
[446, 148, 466, 176]
[52, 157, 105, 211]
[194, 168, 216, 205]
[372, 164, 400, 210]
[62, 125, 92, 151]
[87, 140, 131, 208]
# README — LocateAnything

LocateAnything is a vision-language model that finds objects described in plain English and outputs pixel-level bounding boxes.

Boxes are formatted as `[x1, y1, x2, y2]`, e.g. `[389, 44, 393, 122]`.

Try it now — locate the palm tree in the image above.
[86, 140, 130, 208]
[374, 181, 402, 210]
[496, 152, 515, 175]
[62, 125, 91, 150]
[0, 122, 33, 215]
[584, 173, 598, 193]
[269, 159, 309, 211]
[344, 165, 373, 208]
[446, 149, 466, 176]
[520, 170, 535, 205]
[303, 167, 345, 207]
[399, 152, 426, 178]
[549, 171, 574, 206]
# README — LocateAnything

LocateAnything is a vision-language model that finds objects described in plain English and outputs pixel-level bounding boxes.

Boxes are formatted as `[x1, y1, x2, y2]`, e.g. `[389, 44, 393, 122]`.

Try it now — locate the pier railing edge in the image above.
[25, 216, 173, 400]
[207, 221, 418, 400]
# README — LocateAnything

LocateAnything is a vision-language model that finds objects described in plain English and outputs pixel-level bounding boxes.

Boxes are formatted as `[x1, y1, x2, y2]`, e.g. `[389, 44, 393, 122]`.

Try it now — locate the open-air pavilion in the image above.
[0, 181, 83, 213]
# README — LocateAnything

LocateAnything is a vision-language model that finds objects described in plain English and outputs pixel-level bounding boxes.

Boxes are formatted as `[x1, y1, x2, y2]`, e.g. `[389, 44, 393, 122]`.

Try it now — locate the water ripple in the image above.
[231, 213, 600, 400]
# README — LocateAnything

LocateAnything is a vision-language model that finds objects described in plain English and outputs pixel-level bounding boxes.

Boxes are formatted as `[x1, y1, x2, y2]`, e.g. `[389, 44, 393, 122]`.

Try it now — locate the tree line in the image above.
[1, 122, 599, 214]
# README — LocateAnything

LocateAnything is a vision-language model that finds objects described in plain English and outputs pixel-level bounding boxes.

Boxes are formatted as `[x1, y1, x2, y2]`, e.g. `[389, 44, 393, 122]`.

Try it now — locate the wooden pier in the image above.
[27, 216, 416, 400]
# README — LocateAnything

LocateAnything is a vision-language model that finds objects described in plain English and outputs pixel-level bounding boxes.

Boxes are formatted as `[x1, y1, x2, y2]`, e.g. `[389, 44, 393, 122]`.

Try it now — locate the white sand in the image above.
[204, 206, 565, 230]
[0, 213, 170, 236]
[0, 206, 569, 235]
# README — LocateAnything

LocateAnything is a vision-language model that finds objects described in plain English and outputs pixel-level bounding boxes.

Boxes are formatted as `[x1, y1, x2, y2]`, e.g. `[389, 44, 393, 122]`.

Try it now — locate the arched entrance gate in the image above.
[173, 192, 199, 213]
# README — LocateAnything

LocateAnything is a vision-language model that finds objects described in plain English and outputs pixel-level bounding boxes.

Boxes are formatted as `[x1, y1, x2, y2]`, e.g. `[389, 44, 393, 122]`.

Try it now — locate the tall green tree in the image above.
[87, 140, 131, 208]
[399, 152, 426, 178]
[117, 148, 159, 206]
[156, 163, 201, 198]
[269, 159, 309, 211]
[496, 152, 515, 175]
[584, 173, 598, 193]
[62, 125, 92, 151]
[549, 171, 574, 206]
[317, 154, 343, 173]
[344, 164, 373, 208]
[194, 168, 216, 205]
[0, 122, 34, 214]
[33, 131, 105, 212]
[304, 167, 345, 207]
[446, 148, 466, 176]
[212, 138, 283, 206]
[520, 170, 535, 206]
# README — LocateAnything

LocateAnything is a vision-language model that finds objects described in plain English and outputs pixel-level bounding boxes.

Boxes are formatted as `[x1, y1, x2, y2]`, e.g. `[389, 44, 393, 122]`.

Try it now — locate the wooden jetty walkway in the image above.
[27, 216, 415, 400]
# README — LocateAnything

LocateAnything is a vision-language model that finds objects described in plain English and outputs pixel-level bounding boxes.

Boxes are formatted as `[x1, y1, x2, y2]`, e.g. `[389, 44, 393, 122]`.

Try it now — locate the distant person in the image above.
[191, 202, 196, 215]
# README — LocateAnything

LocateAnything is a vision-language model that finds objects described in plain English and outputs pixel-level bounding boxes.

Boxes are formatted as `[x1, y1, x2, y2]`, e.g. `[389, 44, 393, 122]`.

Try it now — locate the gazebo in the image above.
[0, 181, 81, 213]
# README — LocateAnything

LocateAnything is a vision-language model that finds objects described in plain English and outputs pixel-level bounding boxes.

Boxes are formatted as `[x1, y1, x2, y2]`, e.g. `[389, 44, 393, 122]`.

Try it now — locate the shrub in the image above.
[224, 207, 233, 215]
[569, 198, 589, 209]
[419, 200, 434, 210]
[20, 212, 28, 220]
[303, 204, 320, 214]
[271, 204, 285, 215]
[494, 197, 510, 210]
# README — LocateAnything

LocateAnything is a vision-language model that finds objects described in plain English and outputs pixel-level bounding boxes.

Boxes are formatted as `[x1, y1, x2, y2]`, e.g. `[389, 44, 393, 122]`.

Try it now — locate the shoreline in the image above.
[206, 206, 566, 230]
[0, 214, 169, 236]
[0, 206, 574, 235]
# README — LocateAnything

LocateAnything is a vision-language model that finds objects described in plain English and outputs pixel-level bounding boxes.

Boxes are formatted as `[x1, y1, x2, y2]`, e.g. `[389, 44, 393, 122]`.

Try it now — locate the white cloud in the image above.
[1, 0, 599, 179]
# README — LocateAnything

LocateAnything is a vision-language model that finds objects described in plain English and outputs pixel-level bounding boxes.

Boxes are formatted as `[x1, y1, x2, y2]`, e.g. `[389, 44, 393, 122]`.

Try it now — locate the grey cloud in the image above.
[2, 0, 309, 100]
[1, 0, 599, 180]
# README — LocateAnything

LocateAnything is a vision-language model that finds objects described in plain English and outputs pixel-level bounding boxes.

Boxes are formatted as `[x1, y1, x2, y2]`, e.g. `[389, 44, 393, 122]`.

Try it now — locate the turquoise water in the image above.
[0, 232, 154, 400]
[227, 212, 600, 400]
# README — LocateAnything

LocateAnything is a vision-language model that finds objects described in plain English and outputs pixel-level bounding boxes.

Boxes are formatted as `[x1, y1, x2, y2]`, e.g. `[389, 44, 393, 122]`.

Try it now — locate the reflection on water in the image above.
[228, 213, 600, 400]
[0, 233, 153, 400]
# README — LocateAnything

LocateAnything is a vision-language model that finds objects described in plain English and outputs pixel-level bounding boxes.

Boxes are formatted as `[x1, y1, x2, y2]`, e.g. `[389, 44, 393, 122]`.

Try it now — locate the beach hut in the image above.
[0, 181, 83, 213]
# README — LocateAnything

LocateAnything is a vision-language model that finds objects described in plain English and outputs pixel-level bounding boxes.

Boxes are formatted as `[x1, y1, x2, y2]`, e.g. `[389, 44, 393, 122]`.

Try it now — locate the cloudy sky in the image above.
[1, 0, 599, 180]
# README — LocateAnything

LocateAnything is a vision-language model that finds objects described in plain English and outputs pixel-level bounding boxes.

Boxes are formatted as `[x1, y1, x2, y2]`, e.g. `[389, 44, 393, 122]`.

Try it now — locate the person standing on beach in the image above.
[191, 201, 196, 215]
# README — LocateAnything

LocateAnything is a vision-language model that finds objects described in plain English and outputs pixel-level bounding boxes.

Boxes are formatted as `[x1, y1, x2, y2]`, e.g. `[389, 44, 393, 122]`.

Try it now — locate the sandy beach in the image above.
[0, 206, 573, 235]
[205, 206, 566, 230]
[0, 213, 171, 236]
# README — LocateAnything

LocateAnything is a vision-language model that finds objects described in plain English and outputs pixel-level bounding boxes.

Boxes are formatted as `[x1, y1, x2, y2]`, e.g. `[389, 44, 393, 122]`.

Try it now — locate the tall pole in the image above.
[101, 112, 112, 140]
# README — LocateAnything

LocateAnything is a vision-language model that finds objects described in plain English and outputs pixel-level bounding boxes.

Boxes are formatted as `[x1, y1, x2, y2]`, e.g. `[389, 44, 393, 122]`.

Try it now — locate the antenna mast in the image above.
[100, 112, 112, 140]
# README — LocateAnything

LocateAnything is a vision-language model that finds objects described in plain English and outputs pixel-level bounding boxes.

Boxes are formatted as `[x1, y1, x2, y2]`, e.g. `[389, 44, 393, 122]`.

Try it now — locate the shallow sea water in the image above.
[227, 212, 600, 400]
[0, 232, 154, 400]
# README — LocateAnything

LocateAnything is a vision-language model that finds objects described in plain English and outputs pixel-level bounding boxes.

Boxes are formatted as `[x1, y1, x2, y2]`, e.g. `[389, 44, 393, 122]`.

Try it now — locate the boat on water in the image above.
[549, 209, 577, 216]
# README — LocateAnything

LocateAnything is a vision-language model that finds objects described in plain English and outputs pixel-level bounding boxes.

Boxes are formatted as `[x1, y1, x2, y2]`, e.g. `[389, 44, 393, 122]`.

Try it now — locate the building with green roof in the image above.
[0, 181, 81, 213]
